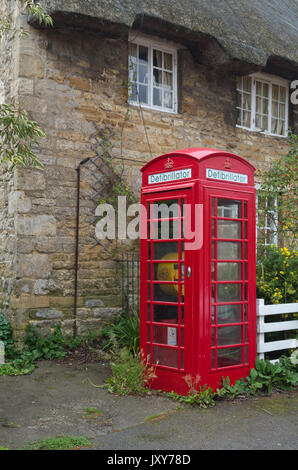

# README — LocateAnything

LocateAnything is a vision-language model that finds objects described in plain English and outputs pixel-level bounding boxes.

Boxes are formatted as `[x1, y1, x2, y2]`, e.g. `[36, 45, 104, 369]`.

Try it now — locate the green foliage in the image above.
[0, 0, 53, 38]
[0, 314, 15, 359]
[0, 318, 83, 375]
[21, 0, 53, 26]
[257, 131, 298, 246]
[99, 310, 140, 356]
[215, 376, 247, 400]
[105, 348, 156, 396]
[0, 104, 45, 170]
[169, 358, 298, 407]
[0, 362, 34, 376]
[217, 357, 298, 399]
[0, 1, 52, 169]
[23, 435, 91, 451]
[24, 324, 83, 361]
[256, 245, 297, 304]
[168, 385, 216, 409]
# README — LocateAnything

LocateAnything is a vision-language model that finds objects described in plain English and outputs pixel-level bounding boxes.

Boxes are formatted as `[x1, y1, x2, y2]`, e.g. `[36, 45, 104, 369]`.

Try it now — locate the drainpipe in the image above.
[73, 157, 90, 337]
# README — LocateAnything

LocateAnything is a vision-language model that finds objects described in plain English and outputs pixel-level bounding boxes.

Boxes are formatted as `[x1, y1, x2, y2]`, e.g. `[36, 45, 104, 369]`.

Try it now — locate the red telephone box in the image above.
[140, 148, 256, 394]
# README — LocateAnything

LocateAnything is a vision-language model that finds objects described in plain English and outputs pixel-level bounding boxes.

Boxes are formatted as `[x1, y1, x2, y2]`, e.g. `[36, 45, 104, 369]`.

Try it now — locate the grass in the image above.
[23, 435, 92, 450]
[83, 407, 104, 419]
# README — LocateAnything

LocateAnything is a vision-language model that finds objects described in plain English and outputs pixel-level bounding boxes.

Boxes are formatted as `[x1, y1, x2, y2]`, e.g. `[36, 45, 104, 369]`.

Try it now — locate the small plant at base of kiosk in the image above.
[104, 348, 156, 396]
[217, 357, 298, 398]
[168, 374, 216, 408]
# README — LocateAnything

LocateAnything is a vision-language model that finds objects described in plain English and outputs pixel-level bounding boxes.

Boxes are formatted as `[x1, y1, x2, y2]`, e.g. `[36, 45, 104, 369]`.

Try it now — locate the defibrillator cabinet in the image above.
[140, 148, 256, 394]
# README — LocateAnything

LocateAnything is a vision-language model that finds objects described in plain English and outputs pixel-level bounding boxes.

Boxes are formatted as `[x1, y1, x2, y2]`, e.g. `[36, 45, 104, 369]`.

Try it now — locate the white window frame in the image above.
[256, 191, 279, 247]
[128, 33, 178, 114]
[236, 72, 289, 138]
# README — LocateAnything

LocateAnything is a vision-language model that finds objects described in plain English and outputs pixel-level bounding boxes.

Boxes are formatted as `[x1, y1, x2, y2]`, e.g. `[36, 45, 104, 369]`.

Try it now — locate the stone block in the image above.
[14, 170, 46, 191]
[8, 191, 31, 215]
[35, 309, 62, 319]
[19, 54, 44, 79]
[15, 214, 56, 236]
[18, 253, 51, 279]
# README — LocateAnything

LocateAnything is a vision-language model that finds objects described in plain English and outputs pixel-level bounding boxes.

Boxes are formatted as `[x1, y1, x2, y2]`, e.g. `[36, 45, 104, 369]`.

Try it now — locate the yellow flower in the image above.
[280, 271, 284, 274]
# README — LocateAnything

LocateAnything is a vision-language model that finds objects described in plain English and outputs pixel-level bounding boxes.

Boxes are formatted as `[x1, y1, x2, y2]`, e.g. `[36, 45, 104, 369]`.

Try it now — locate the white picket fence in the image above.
[257, 299, 298, 362]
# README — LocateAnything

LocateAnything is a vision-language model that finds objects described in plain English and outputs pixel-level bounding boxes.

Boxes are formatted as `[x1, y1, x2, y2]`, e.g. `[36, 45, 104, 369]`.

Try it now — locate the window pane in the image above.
[217, 220, 242, 239]
[153, 345, 178, 368]
[153, 49, 162, 68]
[139, 64, 148, 84]
[153, 87, 162, 107]
[164, 52, 173, 70]
[218, 326, 242, 346]
[217, 347, 242, 367]
[153, 68, 162, 86]
[153, 241, 179, 260]
[217, 262, 242, 281]
[217, 200, 241, 218]
[139, 84, 148, 104]
[272, 84, 279, 100]
[217, 241, 242, 260]
[164, 91, 173, 109]
[280, 86, 286, 103]
[154, 283, 178, 302]
[153, 325, 178, 345]
[139, 45, 148, 64]
[217, 283, 242, 301]
[164, 72, 173, 90]
[153, 303, 178, 323]
[152, 199, 180, 219]
[217, 304, 242, 323]
[243, 76, 251, 92]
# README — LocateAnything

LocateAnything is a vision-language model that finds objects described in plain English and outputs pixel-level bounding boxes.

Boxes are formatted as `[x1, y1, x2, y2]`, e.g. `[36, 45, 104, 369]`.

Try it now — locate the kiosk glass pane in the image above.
[210, 196, 249, 371]
[145, 193, 187, 372]
[217, 199, 242, 218]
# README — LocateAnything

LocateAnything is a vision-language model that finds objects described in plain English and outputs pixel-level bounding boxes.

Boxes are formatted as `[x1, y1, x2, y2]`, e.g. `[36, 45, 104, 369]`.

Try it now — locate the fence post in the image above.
[256, 298, 265, 360]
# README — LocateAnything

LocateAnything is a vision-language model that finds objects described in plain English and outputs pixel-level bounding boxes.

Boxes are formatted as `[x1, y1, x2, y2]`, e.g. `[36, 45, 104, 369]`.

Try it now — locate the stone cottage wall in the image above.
[1, 9, 297, 340]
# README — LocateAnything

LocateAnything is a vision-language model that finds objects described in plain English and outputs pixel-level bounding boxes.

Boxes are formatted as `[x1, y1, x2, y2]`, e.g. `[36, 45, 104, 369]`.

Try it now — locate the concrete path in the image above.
[0, 361, 297, 450]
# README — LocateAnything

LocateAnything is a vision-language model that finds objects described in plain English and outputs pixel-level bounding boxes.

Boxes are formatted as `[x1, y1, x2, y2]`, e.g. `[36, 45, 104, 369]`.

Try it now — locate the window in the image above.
[256, 193, 278, 247]
[236, 73, 289, 137]
[128, 36, 177, 113]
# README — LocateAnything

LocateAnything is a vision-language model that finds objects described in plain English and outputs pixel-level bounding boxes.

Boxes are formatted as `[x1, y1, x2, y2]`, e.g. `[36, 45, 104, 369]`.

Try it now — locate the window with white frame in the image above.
[128, 37, 177, 113]
[236, 73, 289, 137]
[256, 193, 278, 247]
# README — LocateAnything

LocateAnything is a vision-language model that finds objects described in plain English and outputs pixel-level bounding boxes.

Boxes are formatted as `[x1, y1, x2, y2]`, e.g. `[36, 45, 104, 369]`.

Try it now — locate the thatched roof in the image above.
[33, 1, 298, 78]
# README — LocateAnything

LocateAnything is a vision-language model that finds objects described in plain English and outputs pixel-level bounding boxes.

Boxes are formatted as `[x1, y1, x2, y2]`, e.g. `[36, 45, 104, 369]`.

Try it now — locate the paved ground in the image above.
[0, 361, 297, 451]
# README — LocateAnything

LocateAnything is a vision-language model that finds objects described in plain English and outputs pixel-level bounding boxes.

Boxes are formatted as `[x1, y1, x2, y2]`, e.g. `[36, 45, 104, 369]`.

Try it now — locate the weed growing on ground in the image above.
[104, 348, 156, 396]
[23, 436, 92, 450]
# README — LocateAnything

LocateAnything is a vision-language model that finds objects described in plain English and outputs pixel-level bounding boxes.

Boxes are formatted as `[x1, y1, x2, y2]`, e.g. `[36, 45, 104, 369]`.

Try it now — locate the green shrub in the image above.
[105, 348, 156, 396]
[100, 310, 139, 356]
[24, 324, 83, 361]
[256, 245, 297, 304]
[217, 357, 298, 399]
[0, 314, 16, 360]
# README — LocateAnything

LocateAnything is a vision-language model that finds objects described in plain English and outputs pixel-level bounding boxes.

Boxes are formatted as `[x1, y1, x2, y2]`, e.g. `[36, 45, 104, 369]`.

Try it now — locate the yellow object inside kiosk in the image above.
[156, 252, 184, 297]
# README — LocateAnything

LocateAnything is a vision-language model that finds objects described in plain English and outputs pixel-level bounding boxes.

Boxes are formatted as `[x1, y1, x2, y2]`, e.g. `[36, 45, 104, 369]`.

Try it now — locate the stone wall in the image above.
[1, 9, 297, 340]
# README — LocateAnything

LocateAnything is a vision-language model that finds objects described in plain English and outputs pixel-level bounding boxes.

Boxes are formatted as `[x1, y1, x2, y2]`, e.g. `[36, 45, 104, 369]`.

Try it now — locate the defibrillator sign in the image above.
[148, 168, 192, 185]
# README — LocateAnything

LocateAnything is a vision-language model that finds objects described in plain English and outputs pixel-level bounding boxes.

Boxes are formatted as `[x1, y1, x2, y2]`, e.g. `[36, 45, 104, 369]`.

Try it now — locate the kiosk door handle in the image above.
[186, 266, 191, 278]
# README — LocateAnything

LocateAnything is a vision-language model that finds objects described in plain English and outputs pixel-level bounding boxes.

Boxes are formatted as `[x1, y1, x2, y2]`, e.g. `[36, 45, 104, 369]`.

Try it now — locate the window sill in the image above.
[128, 100, 178, 115]
[236, 125, 287, 139]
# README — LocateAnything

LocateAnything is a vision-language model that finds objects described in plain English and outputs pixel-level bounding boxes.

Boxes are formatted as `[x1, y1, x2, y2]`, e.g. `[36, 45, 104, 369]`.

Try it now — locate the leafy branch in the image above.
[0, 1, 53, 169]
[0, 104, 45, 169]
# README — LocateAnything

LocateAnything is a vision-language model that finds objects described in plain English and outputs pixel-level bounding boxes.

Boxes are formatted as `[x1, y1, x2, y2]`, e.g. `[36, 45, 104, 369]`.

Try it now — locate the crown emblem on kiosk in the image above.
[164, 158, 174, 169]
[224, 158, 232, 169]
